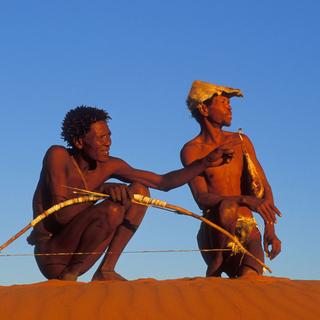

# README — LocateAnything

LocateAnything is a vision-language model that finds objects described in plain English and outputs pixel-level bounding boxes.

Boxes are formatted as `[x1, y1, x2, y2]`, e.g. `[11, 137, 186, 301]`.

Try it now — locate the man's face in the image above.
[80, 120, 112, 162]
[206, 95, 232, 127]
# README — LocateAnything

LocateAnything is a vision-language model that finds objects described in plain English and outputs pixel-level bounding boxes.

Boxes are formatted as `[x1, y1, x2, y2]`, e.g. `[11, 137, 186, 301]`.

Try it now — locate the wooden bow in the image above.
[66, 187, 272, 273]
[0, 187, 271, 273]
[0, 195, 104, 252]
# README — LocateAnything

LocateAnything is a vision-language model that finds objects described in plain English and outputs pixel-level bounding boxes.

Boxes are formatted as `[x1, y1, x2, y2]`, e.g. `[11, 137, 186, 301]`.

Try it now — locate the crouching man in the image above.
[28, 105, 234, 281]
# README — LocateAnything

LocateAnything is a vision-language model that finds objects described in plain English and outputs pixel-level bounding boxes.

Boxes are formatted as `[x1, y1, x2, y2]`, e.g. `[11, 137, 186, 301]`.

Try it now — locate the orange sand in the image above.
[0, 277, 319, 320]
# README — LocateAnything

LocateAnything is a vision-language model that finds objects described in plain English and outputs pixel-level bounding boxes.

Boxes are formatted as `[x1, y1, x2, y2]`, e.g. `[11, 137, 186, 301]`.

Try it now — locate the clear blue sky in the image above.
[0, 0, 319, 285]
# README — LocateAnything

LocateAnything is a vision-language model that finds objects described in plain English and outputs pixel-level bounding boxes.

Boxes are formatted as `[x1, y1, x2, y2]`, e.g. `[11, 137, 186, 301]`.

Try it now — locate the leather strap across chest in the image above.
[70, 156, 89, 190]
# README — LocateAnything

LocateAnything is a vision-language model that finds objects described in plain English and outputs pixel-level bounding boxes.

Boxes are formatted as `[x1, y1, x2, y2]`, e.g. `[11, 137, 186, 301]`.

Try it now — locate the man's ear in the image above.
[198, 103, 209, 117]
[73, 137, 84, 150]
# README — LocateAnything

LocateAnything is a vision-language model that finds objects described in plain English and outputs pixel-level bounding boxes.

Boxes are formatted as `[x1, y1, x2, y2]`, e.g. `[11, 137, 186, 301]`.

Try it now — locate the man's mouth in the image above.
[101, 149, 110, 156]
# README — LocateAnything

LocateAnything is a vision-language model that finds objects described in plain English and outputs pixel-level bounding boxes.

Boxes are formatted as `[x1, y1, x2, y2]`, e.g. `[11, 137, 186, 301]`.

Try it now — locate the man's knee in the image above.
[249, 227, 262, 242]
[129, 182, 150, 196]
[107, 203, 126, 227]
[96, 202, 125, 228]
[218, 200, 238, 226]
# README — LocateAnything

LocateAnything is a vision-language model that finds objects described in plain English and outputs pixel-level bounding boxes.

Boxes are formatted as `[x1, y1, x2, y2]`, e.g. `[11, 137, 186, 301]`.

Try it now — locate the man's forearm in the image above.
[159, 158, 208, 191]
[262, 182, 274, 203]
[196, 193, 247, 211]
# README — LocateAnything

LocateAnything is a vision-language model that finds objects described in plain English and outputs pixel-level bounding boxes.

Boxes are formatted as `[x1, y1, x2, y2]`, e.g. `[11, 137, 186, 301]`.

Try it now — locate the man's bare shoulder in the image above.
[43, 145, 70, 165]
[101, 155, 126, 166]
[223, 130, 240, 139]
[221, 130, 246, 146]
[228, 131, 254, 148]
[181, 136, 204, 151]
[97, 156, 129, 173]
[45, 145, 69, 157]
[239, 133, 252, 144]
[180, 137, 205, 165]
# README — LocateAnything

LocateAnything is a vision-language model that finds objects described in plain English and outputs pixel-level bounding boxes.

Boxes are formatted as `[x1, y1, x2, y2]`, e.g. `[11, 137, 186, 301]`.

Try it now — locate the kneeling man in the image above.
[181, 81, 282, 278]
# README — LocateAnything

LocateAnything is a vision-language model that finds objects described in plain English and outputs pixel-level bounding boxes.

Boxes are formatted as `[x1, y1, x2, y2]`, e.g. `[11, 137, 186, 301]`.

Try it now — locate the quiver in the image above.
[239, 130, 264, 199]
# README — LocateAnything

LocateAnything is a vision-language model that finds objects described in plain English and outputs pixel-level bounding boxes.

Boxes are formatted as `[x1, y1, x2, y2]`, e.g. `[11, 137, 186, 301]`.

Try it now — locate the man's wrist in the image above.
[239, 196, 248, 206]
[199, 157, 210, 169]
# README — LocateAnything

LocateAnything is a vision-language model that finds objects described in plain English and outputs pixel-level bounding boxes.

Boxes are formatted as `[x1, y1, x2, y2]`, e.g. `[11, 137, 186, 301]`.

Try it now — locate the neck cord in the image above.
[70, 155, 89, 190]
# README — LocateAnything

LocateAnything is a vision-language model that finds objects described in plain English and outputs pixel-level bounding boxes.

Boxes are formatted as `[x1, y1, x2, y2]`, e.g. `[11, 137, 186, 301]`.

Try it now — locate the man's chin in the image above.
[98, 154, 110, 162]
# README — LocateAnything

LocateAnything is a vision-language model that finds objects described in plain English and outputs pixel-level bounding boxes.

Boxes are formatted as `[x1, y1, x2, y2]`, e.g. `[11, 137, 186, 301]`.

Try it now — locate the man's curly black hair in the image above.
[61, 105, 111, 147]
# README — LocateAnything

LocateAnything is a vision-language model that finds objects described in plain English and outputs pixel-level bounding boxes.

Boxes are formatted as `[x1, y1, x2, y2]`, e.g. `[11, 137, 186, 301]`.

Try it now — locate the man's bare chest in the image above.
[205, 149, 244, 181]
[204, 144, 245, 195]
[66, 163, 114, 191]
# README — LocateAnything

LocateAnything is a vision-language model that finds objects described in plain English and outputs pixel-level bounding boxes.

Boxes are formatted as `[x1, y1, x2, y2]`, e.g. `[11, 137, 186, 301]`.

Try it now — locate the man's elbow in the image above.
[188, 193, 204, 210]
[155, 176, 175, 192]
[196, 199, 207, 211]
[158, 183, 172, 192]
[195, 193, 219, 211]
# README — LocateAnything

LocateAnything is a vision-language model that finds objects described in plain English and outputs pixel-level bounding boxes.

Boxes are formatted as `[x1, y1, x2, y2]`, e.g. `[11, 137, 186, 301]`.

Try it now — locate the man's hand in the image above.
[205, 144, 235, 167]
[243, 197, 282, 224]
[263, 227, 281, 260]
[101, 183, 132, 205]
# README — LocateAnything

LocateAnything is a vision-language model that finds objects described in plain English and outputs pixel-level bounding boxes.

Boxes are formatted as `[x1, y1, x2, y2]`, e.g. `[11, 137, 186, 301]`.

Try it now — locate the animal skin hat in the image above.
[187, 80, 243, 112]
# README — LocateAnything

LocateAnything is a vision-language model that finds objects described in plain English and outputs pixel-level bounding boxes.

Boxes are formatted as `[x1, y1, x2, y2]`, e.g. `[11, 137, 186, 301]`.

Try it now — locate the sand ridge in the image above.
[0, 277, 319, 320]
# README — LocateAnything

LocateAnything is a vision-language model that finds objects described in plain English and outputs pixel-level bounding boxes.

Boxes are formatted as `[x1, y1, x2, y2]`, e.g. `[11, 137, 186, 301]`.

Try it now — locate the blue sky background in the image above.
[0, 0, 319, 285]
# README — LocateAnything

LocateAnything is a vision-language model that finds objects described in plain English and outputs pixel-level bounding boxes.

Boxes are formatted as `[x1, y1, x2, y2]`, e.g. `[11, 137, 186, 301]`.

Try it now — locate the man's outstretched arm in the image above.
[110, 145, 234, 192]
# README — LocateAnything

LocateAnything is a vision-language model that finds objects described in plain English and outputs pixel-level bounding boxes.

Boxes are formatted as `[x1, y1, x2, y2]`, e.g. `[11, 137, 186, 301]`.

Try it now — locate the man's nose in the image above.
[103, 137, 111, 146]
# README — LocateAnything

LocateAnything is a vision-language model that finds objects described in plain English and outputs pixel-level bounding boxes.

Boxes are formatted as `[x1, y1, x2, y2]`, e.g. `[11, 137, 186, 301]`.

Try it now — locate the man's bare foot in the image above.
[91, 270, 127, 281]
[206, 255, 223, 277]
[59, 272, 79, 281]
[59, 262, 82, 281]
[238, 267, 262, 279]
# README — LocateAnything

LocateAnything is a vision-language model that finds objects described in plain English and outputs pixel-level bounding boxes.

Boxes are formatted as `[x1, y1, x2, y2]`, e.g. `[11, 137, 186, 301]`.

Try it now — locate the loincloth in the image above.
[235, 216, 258, 245]
[198, 215, 263, 277]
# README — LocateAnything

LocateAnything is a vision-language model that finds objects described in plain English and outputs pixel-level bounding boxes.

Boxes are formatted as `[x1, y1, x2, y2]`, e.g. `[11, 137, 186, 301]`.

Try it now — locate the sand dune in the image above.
[0, 277, 319, 320]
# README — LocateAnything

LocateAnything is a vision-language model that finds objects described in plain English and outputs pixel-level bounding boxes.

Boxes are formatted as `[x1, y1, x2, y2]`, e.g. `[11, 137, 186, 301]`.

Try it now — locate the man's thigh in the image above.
[35, 200, 122, 268]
